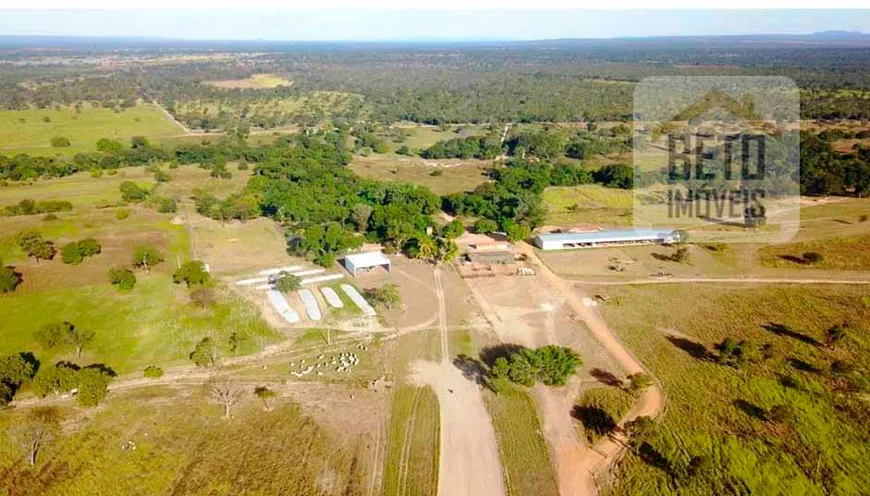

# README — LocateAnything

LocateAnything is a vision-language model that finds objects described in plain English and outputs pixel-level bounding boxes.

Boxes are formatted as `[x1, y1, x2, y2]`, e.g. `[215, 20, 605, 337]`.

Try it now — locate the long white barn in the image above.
[533, 229, 677, 250]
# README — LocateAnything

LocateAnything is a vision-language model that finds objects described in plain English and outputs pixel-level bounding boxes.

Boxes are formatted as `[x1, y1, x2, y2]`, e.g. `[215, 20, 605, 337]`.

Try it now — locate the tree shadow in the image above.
[19, 352, 40, 376]
[666, 336, 713, 361]
[572, 405, 617, 442]
[590, 368, 624, 388]
[453, 355, 486, 385]
[787, 357, 821, 374]
[778, 255, 807, 265]
[651, 253, 673, 262]
[479, 344, 526, 368]
[638, 442, 675, 476]
[762, 323, 820, 346]
[833, 219, 853, 225]
[83, 363, 117, 377]
[734, 399, 767, 420]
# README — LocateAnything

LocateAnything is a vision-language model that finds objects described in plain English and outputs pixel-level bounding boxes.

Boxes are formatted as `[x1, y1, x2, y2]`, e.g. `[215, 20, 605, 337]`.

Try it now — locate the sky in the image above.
[0, 10, 869, 41]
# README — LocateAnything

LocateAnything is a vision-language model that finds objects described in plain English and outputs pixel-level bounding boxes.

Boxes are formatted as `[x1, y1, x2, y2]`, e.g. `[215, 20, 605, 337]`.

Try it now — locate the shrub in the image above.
[108, 268, 136, 290]
[473, 219, 498, 234]
[76, 367, 113, 407]
[237, 161, 249, 171]
[132, 245, 163, 270]
[0, 262, 22, 293]
[116, 208, 131, 220]
[156, 197, 178, 214]
[494, 345, 582, 387]
[61, 238, 101, 265]
[49, 136, 71, 148]
[803, 251, 824, 264]
[143, 366, 164, 379]
[119, 181, 148, 202]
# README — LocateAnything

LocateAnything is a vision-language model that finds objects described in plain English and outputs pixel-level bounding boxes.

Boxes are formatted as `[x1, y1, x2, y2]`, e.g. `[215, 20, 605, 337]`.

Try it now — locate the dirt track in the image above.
[570, 277, 870, 286]
[518, 242, 666, 496]
[409, 268, 505, 496]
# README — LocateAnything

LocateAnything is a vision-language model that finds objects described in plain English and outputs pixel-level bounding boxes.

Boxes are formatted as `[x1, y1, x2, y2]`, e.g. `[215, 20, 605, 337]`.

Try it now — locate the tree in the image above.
[18, 231, 55, 263]
[505, 223, 531, 243]
[365, 283, 401, 310]
[8, 407, 60, 466]
[254, 386, 278, 411]
[209, 380, 243, 419]
[35, 321, 72, 349]
[108, 267, 136, 290]
[623, 415, 656, 448]
[50, 136, 71, 148]
[31, 363, 78, 397]
[273, 271, 301, 292]
[473, 218, 498, 234]
[76, 367, 113, 407]
[190, 337, 218, 367]
[96, 138, 123, 154]
[627, 373, 654, 395]
[496, 345, 582, 387]
[671, 247, 690, 263]
[156, 197, 178, 214]
[350, 203, 374, 233]
[120, 181, 148, 202]
[78, 237, 101, 257]
[132, 245, 163, 271]
[0, 260, 22, 293]
[825, 323, 847, 346]
[440, 220, 465, 239]
[768, 404, 797, 426]
[60, 243, 85, 265]
[130, 136, 149, 149]
[66, 325, 95, 359]
[173, 261, 210, 287]
[0, 353, 37, 405]
[803, 251, 824, 264]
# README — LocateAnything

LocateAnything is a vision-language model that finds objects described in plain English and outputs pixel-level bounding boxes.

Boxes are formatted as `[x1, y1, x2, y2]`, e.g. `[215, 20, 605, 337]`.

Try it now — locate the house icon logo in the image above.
[632, 76, 800, 244]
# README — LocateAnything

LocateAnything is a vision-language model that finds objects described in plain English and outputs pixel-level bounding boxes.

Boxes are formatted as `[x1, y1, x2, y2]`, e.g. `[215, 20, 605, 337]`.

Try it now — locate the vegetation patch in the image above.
[759, 233, 870, 269]
[382, 385, 440, 496]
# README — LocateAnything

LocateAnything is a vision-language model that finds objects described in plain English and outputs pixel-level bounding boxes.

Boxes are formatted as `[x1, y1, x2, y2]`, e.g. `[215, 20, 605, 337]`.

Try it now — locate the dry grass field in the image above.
[203, 73, 292, 89]
[350, 155, 491, 196]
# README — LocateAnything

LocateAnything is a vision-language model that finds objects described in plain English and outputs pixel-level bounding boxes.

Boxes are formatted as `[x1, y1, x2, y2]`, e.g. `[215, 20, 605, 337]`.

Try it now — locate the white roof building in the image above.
[343, 251, 392, 277]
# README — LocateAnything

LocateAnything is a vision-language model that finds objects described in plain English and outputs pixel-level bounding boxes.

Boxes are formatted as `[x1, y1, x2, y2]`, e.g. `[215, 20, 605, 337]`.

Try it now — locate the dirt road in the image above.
[571, 277, 870, 286]
[518, 242, 665, 496]
[409, 268, 505, 496]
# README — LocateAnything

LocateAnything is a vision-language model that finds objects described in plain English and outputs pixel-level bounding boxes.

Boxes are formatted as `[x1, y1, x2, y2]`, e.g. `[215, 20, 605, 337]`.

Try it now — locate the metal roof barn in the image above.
[534, 229, 677, 250]
[343, 251, 392, 277]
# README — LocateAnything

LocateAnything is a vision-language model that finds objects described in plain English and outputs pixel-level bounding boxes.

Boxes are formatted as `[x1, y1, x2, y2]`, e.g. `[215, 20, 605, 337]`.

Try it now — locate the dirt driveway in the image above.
[410, 268, 506, 496]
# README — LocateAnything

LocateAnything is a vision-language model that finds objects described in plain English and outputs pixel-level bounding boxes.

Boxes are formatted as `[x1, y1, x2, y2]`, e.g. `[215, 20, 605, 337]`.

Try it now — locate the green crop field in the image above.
[0, 104, 183, 156]
[484, 386, 559, 496]
[594, 283, 870, 496]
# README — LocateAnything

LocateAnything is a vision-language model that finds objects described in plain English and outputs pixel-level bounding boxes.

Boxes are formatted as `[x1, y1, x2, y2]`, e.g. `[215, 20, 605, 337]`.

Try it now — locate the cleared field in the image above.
[484, 386, 559, 496]
[0, 104, 183, 156]
[759, 233, 870, 270]
[350, 155, 491, 195]
[0, 166, 157, 207]
[541, 184, 633, 228]
[0, 389, 366, 495]
[592, 283, 870, 495]
[204, 73, 292, 89]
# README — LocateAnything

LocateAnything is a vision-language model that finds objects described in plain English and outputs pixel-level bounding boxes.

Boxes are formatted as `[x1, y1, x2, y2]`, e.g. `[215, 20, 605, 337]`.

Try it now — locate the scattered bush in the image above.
[155, 197, 178, 214]
[116, 208, 131, 220]
[143, 366, 164, 379]
[49, 136, 71, 148]
[60, 237, 101, 265]
[119, 181, 148, 202]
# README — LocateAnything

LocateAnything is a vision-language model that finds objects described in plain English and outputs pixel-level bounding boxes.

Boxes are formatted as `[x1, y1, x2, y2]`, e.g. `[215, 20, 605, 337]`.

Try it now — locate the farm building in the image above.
[343, 251, 392, 276]
[466, 251, 515, 265]
[533, 229, 677, 250]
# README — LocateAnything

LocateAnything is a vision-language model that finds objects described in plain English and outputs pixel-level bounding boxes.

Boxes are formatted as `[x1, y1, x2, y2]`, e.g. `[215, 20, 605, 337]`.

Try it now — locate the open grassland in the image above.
[484, 386, 560, 496]
[0, 278, 281, 375]
[203, 73, 292, 89]
[0, 104, 182, 156]
[593, 283, 870, 496]
[394, 124, 490, 152]
[0, 389, 366, 495]
[0, 166, 157, 207]
[542, 184, 633, 227]
[351, 155, 490, 195]
[759, 233, 870, 270]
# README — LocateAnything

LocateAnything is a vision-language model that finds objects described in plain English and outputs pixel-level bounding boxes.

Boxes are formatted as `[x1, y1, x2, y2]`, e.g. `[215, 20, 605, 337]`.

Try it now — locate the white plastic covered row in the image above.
[298, 289, 322, 321]
[341, 284, 376, 317]
[320, 287, 344, 308]
[266, 289, 300, 323]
